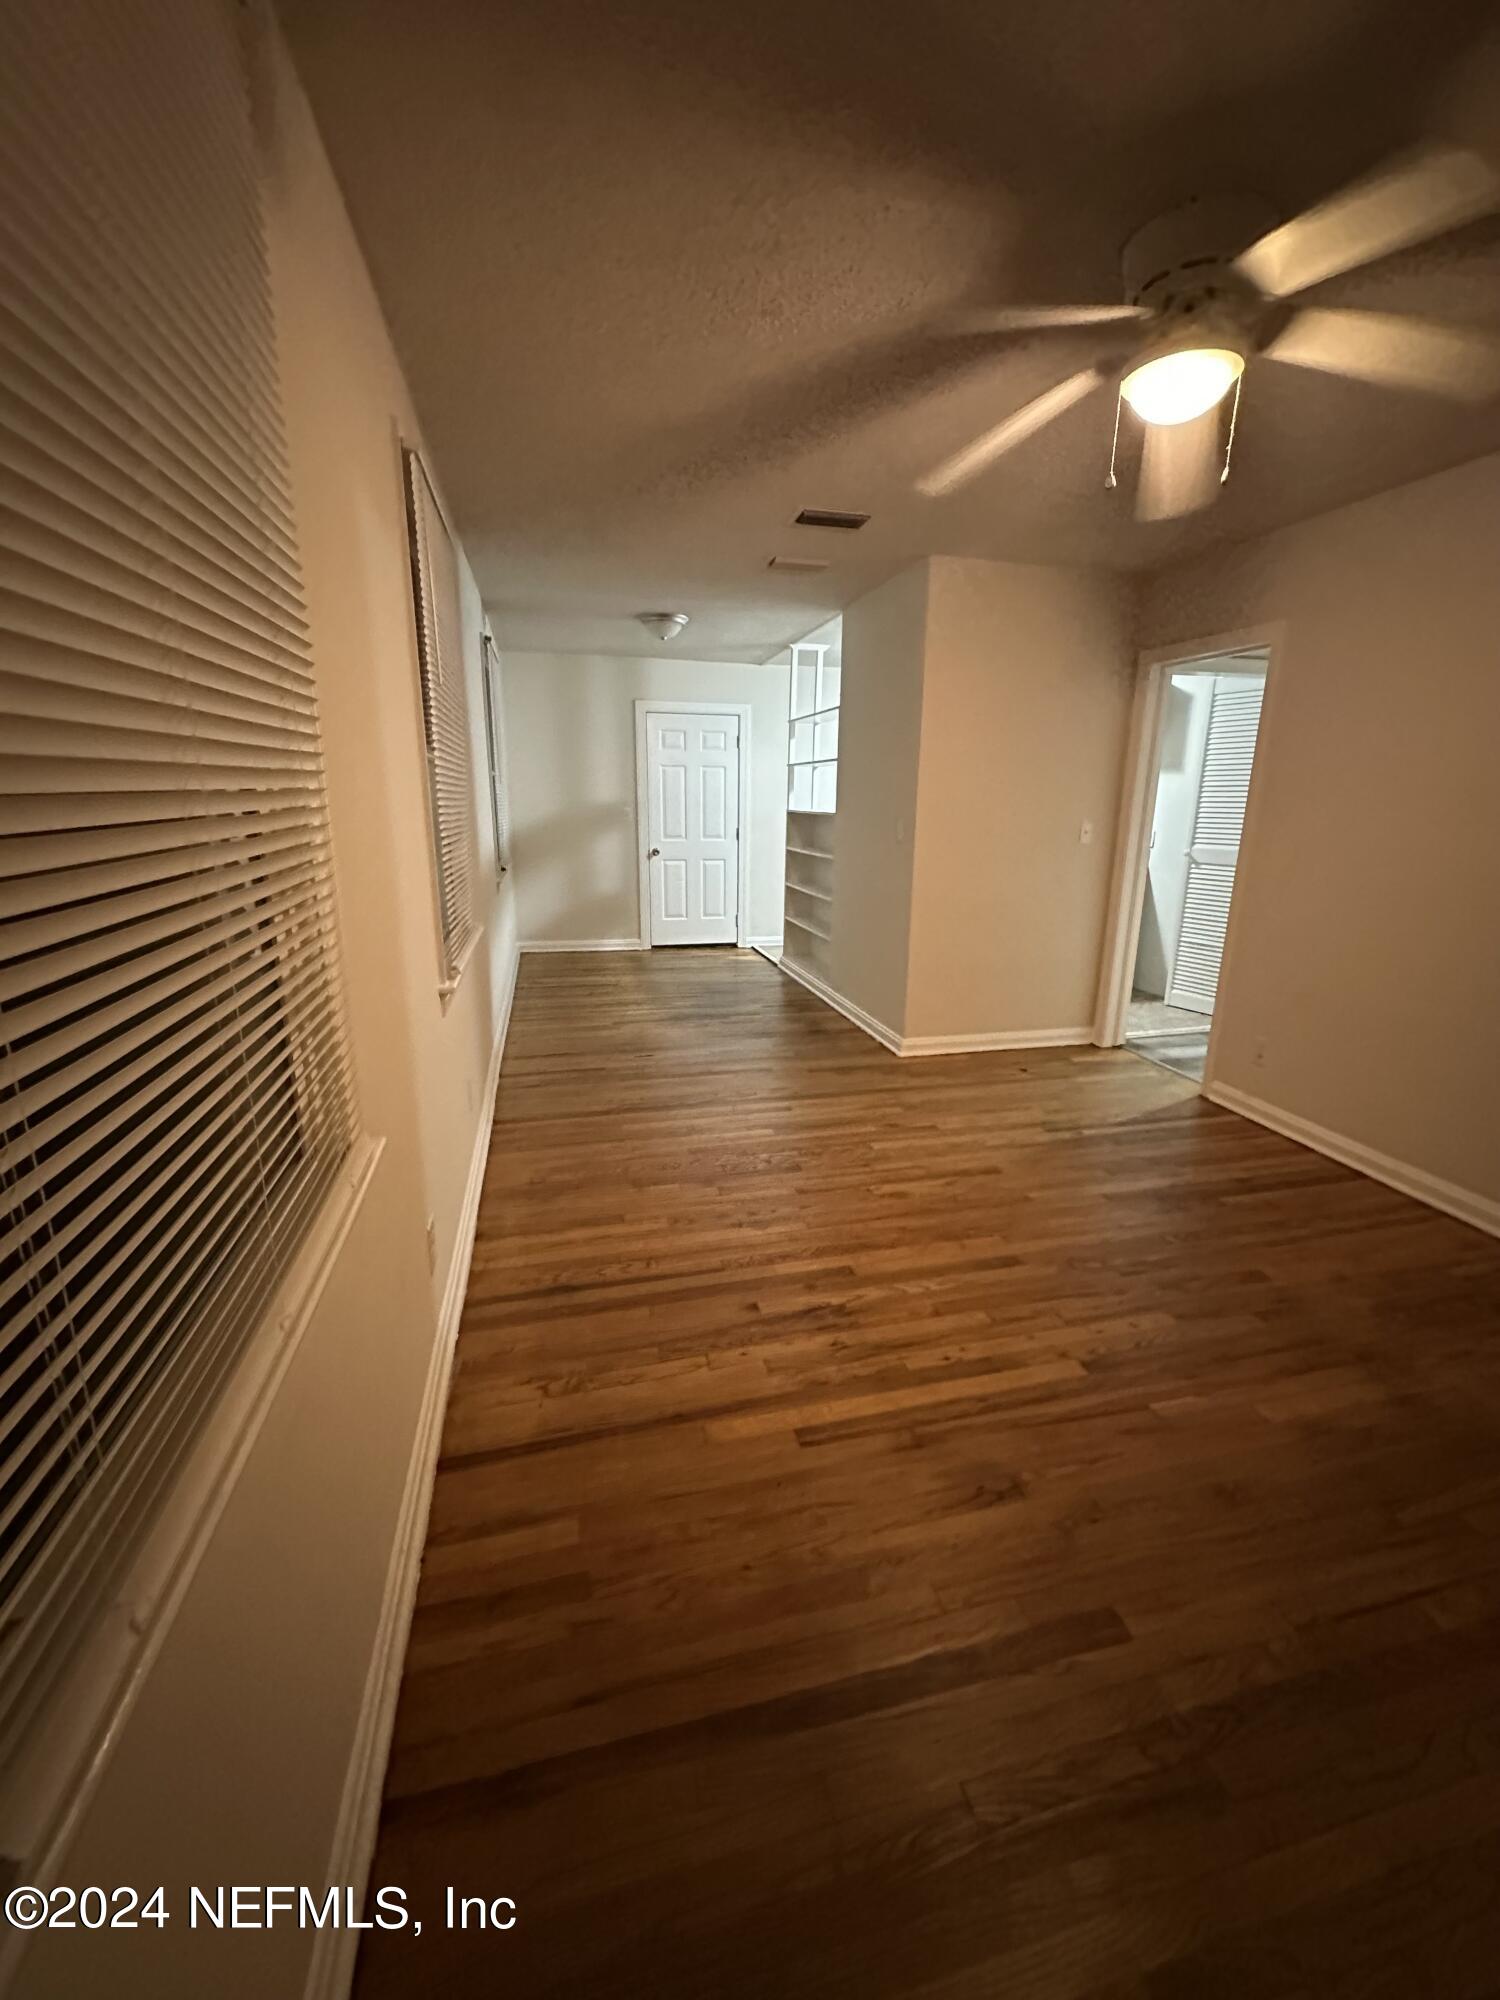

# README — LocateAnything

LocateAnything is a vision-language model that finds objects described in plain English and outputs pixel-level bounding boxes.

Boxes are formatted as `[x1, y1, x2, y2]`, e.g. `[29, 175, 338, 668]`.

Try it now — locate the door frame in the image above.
[633, 699, 752, 948]
[1092, 622, 1284, 1091]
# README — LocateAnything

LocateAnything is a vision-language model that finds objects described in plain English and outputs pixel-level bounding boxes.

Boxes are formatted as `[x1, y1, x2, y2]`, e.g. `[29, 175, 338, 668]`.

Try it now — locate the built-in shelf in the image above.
[783, 632, 840, 974]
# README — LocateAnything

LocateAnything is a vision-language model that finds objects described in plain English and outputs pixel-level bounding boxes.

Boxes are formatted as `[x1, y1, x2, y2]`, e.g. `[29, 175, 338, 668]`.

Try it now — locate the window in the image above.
[403, 449, 479, 988]
[787, 641, 840, 812]
[0, 0, 357, 1776]
[479, 629, 509, 886]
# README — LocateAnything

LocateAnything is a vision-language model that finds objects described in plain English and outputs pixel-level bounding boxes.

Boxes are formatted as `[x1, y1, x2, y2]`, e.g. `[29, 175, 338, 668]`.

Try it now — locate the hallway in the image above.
[356, 951, 1500, 1998]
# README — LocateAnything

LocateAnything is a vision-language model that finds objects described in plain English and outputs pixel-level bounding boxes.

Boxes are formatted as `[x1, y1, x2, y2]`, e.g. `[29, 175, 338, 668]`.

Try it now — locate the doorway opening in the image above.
[1117, 649, 1269, 1084]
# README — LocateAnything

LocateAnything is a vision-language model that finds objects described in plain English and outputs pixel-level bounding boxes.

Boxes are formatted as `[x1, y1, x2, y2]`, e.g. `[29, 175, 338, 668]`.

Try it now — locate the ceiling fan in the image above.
[916, 144, 1500, 520]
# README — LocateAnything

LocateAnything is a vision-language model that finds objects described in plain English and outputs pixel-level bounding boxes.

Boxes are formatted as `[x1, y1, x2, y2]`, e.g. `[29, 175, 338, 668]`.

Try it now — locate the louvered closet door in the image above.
[0, 0, 357, 1768]
[1166, 674, 1265, 1015]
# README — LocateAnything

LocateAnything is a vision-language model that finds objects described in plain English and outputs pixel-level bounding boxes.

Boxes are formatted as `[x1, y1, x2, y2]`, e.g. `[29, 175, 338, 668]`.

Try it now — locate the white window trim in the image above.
[0, 1135, 383, 1917]
[402, 445, 481, 1003]
[479, 627, 510, 889]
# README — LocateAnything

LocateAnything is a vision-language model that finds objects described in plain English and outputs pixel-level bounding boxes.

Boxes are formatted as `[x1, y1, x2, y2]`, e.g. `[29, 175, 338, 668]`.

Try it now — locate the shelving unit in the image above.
[781, 630, 840, 983]
[786, 641, 840, 815]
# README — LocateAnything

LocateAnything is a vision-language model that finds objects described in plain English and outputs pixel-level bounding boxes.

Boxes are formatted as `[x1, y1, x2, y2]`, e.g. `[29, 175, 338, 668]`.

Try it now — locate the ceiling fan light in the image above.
[1120, 347, 1244, 426]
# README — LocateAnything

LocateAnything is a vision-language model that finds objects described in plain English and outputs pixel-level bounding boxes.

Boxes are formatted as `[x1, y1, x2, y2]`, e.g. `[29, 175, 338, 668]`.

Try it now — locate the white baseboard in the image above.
[519, 937, 645, 953]
[304, 939, 519, 2000]
[777, 959, 1093, 1061]
[777, 955, 903, 1054]
[1207, 1080, 1500, 1241]
[524, 935, 784, 956]
[900, 1026, 1096, 1057]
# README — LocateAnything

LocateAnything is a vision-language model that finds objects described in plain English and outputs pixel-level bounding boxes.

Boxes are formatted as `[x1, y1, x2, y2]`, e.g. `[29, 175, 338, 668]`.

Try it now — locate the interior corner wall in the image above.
[902, 556, 1135, 1042]
[827, 563, 930, 1036]
[500, 652, 790, 946]
[14, 24, 517, 2000]
[1139, 451, 1500, 1211]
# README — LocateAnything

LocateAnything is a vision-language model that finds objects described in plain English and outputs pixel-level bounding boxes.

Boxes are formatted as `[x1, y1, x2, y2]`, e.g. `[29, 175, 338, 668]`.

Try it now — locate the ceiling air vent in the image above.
[767, 555, 830, 573]
[793, 508, 870, 531]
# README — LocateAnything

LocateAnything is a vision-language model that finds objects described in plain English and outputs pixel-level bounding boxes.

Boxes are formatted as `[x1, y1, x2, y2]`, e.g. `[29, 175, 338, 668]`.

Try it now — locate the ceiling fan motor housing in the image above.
[1121, 193, 1276, 354]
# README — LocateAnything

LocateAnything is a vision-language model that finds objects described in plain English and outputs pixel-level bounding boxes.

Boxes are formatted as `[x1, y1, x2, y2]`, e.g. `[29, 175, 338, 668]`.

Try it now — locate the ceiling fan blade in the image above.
[916, 367, 1102, 497]
[1235, 144, 1500, 299]
[946, 304, 1152, 334]
[1135, 414, 1222, 523]
[1265, 308, 1500, 399]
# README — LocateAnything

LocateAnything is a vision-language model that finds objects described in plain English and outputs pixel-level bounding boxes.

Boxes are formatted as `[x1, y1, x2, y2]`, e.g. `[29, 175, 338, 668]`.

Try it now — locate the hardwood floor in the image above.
[354, 948, 1500, 1998]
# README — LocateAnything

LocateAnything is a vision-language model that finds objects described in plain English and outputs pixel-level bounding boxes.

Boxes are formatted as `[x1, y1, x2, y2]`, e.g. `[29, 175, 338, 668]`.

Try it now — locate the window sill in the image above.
[0, 1133, 385, 1915]
[437, 925, 484, 1012]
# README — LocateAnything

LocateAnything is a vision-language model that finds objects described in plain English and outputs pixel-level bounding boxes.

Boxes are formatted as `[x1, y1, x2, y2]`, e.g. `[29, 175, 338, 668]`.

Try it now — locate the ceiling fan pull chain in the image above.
[1220, 374, 1244, 486]
[1104, 386, 1123, 490]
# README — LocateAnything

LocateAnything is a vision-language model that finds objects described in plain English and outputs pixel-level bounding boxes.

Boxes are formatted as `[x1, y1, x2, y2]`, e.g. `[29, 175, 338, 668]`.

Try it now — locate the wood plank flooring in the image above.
[353, 948, 1500, 1998]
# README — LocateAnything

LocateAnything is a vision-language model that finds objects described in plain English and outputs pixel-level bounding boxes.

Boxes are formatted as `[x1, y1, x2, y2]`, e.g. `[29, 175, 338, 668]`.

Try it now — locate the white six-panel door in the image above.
[646, 711, 740, 945]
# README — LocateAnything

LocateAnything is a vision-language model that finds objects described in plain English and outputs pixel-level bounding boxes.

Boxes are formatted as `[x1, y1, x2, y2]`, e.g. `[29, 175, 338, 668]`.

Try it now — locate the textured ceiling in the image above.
[279, 0, 1500, 659]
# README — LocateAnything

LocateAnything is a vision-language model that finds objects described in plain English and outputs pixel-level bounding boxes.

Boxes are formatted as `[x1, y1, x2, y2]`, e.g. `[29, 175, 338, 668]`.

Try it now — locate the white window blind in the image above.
[0, 0, 357, 1772]
[480, 629, 509, 887]
[403, 450, 479, 985]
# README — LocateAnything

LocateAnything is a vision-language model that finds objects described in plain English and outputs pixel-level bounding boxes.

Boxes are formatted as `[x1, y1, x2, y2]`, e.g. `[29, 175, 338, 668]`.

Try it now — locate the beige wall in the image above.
[1139, 452, 1500, 1209]
[905, 557, 1134, 1042]
[817, 557, 1130, 1046]
[502, 652, 789, 945]
[828, 564, 930, 1034]
[17, 25, 516, 2000]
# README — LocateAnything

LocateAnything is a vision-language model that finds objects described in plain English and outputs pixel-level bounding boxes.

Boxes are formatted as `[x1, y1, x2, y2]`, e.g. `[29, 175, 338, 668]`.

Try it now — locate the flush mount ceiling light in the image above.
[636, 611, 690, 643]
[1119, 345, 1245, 426]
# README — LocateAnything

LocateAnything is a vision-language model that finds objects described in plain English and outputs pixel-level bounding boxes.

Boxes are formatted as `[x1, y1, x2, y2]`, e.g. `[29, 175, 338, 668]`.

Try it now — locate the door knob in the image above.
[649, 846, 660, 858]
